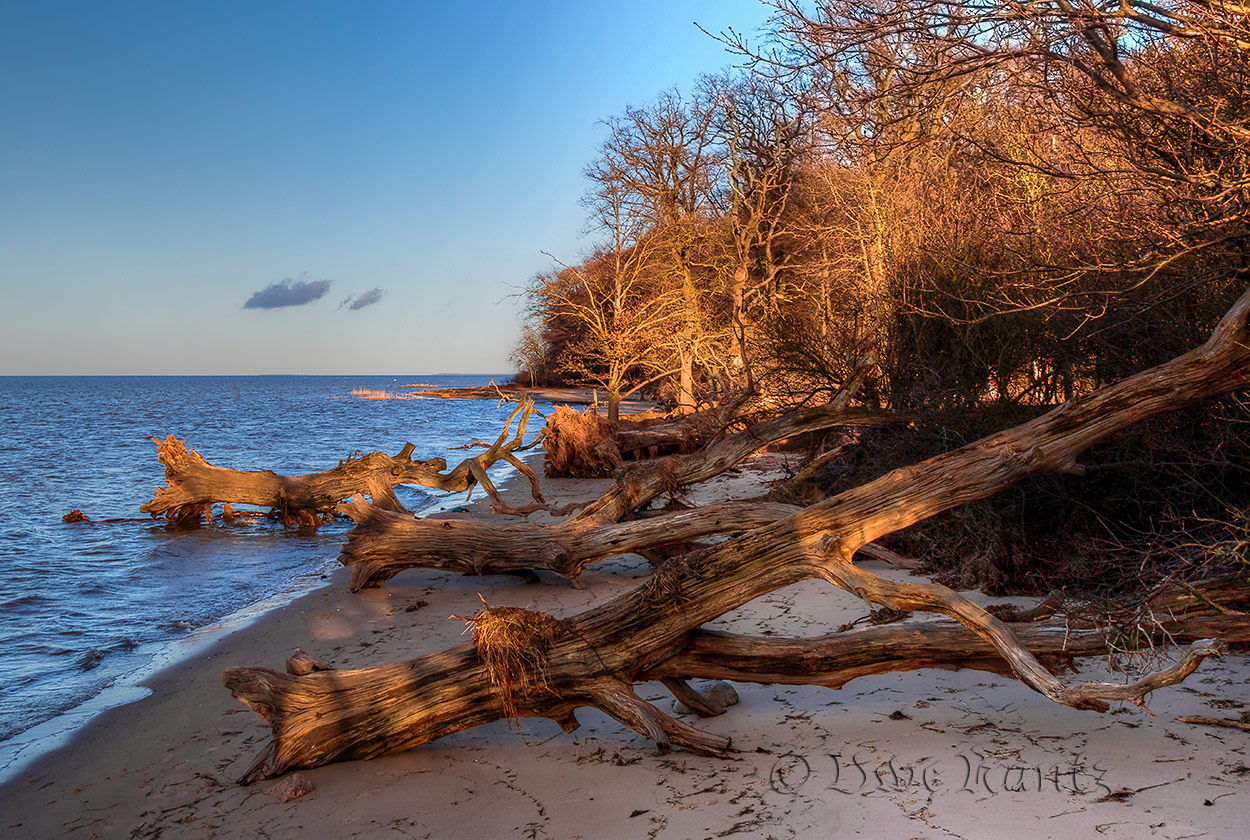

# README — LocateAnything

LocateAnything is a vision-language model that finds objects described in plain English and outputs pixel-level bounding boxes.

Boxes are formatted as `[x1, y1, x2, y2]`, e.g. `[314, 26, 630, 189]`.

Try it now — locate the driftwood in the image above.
[224, 285, 1250, 781]
[340, 495, 803, 587]
[543, 404, 736, 478]
[542, 361, 865, 475]
[338, 400, 898, 589]
[1177, 715, 1250, 732]
[650, 576, 1250, 689]
[142, 399, 545, 526]
[615, 408, 725, 460]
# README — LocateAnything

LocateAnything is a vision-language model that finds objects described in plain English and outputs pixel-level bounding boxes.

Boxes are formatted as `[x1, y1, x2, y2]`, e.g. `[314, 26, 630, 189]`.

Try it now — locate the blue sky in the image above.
[0, 0, 772, 374]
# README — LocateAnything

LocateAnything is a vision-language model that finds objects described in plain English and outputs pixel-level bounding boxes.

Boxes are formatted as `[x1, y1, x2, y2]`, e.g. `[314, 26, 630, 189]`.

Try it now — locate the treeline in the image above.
[515, 2, 1249, 592]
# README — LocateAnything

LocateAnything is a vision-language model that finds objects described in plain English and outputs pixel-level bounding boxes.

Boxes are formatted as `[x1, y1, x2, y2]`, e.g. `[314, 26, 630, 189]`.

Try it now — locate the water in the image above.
[0, 375, 539, 757]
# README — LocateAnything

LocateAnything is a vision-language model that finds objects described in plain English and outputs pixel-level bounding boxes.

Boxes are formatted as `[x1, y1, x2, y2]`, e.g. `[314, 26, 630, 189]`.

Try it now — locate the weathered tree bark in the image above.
[647, 577, 1250, 689]
[615, 408, 725, 460]
[340, 497, 802, 588]
[541, 403, 740, 478]
[142, 399, 546, 526]
[224, 285, 1250, 780]
[338, 400, 897, 588]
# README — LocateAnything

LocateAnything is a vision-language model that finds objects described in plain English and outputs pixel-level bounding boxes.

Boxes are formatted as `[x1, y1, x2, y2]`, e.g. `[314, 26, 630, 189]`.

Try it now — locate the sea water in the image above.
[0, 375, 541, 766]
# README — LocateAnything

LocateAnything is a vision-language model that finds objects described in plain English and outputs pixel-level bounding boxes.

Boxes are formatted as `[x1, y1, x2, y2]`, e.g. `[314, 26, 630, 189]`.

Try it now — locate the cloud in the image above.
[243, 278, 331, 309]
[340, 287, 386, 311]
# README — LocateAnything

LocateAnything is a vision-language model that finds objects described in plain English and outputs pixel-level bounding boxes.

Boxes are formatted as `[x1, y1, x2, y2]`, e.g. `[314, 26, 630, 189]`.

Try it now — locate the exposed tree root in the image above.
[541, 405, 621, 478]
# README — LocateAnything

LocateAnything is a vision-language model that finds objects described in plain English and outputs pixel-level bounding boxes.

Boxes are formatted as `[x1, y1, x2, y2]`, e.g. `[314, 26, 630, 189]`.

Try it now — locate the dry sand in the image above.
[1, 456, 1246, 839]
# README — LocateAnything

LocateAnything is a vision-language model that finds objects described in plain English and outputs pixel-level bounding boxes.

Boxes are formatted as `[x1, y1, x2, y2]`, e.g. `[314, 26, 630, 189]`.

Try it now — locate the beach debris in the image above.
[263, 772, 314, 802]
[61, 510, 151, 524]
[541, 405, 621, 478]
[1177, 715, 1250, 733]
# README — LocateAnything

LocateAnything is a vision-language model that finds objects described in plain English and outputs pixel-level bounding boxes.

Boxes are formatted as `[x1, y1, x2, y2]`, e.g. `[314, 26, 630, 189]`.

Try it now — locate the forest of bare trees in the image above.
[516, 0, 1249, 594]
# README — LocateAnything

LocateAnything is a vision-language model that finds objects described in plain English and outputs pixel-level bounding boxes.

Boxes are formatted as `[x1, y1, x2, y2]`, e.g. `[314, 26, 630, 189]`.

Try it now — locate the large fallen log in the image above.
[224, 285, 1250, 780]
[540, 403, 742, 479]
[142, 399, 546, 526]
[339, 495, 802, 586]
[615, 407, 726, 460]
[338, 401, 898, 588]
[543, 398, 748, 478]
[650, 576, 1250, 688]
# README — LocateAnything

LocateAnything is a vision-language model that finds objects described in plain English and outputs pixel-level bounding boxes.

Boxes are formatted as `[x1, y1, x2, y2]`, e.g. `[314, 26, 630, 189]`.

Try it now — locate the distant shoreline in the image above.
[356, 381, 658, 413]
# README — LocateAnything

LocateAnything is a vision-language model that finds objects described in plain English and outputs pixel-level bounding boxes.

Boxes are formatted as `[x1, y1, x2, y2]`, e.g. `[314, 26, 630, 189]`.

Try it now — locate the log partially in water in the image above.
[225, 284, 1250, 780]
[142, 399, 546, 526]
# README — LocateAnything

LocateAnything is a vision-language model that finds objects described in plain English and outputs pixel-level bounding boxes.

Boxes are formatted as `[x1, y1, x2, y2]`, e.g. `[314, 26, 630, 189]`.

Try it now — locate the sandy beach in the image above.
[1, 456, 1246, 839]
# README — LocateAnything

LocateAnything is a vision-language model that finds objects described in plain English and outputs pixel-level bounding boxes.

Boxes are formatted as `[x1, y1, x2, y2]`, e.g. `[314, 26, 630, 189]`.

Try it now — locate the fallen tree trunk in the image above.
[615, 408, 726, 460]
[338, 401, 898, 587]
[142, 399, 546, 526]
[340, 497, 802, 588]
[543, 401, 745, 477]
[224, 284, 1250, 780]
[649, 576, 1250, 689]
[574, 357, 876, 523]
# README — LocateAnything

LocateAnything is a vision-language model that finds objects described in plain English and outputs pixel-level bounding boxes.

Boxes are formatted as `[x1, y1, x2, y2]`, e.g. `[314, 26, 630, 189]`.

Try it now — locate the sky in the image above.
[0, 0, 774, 375]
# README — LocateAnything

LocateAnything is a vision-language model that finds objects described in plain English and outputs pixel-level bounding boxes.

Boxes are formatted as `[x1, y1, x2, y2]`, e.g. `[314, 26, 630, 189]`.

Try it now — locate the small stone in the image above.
[673, 680, 740, 715]
[264, 773, 314, 803]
